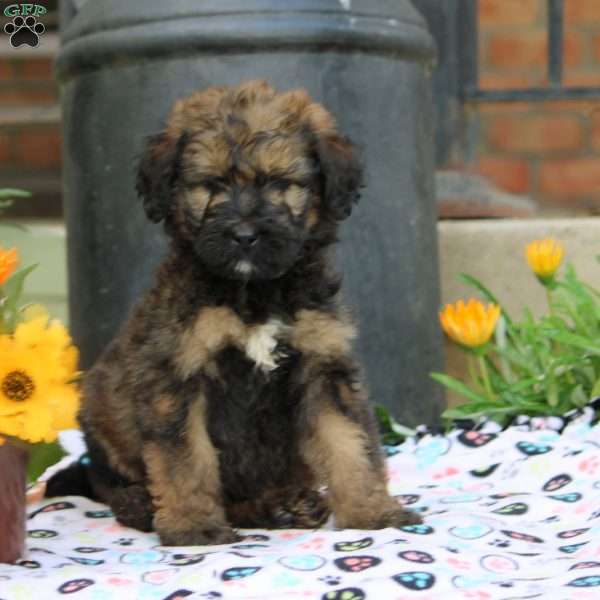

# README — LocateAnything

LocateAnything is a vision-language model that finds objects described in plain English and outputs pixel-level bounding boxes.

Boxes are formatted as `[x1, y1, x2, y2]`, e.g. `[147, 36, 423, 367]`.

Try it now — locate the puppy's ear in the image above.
[135, 131, 187, 223]
[316, 134, 364, 221]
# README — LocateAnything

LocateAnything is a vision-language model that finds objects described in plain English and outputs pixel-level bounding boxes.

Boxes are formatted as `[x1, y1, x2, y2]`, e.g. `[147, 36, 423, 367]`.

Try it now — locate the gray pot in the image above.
[58, 0, 443, 425]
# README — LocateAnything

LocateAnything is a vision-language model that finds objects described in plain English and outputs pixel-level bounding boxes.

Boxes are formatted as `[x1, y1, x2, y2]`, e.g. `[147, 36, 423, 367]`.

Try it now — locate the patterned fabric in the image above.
[2, 406, 600, 599]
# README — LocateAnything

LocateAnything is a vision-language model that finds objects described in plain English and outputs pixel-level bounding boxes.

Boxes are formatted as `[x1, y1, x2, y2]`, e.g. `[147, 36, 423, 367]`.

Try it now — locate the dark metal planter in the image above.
[58, 0, 443, 425]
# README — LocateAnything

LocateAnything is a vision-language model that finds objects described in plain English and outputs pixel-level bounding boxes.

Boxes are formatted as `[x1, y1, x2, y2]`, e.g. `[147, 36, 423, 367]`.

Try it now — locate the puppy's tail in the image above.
[44, 459, 98, 500]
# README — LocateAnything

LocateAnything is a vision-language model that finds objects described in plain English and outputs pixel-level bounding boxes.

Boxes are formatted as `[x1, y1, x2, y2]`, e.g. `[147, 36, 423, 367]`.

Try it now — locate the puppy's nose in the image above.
[231, 225, 258, 249]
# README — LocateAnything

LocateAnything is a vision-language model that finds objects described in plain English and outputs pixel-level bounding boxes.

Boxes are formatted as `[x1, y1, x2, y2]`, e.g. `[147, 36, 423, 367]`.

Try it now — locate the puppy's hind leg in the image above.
[94, 480, 155, 533]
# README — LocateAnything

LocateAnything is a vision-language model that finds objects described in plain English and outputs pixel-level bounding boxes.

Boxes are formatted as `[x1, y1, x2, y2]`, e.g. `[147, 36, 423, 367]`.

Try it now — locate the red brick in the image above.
[19, 58, 53, 81]
[0, 132, 12, 164]
[485, 31, 547, 69]
[565, 0, 600, 24]
[479, 73, 547, 90]
[486, 114, 583, 153]
[593, 33, 600, 63]
[476, 101, 535, 114]
[0, 87, 57, 104]
[592, 111, 600, 151]
[0, 60, 15, 81]
[535, 193, 592, 214]
[543, 100, 600, 113]
[564, 31, 585, 67]
[539, 157, 600, 196]
[14, 128, 61, 169]
[479, 0, 540, 26]
[563, 71, 600, 87]
[474, 156, 531, 194]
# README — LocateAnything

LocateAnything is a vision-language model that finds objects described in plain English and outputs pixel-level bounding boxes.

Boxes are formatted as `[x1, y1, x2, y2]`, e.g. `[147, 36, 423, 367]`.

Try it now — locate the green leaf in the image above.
[430, 372, 490, 404]
[494, 346, 538, 377]
[547, 365, 559, 407]
[544, 329, 600, 356]
[374, 404, 415, 442]
[442, 402, 515, 421]
[505, 376, 539, 394]
[27, 442, 66, 483]
[0, 264, 37, 332]
[591, 377, 600, 398]
[570, 384, 588, 408]
[0, 188, 31, 199]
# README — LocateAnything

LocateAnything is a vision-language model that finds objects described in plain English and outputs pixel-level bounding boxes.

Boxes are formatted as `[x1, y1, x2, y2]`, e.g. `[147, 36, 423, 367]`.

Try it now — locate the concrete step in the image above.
[0, 104, 60, 126]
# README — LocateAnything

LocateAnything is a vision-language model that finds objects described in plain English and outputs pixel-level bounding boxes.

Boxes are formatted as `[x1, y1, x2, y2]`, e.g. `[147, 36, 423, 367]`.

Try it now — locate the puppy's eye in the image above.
[202, 178, 228, 194]
[255, 173, 268, 188]
[269, 179, 293, 192]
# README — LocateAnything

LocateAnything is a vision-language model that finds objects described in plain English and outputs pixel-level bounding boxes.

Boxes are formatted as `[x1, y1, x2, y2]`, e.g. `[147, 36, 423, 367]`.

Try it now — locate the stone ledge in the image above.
[11, 217, 600, 405]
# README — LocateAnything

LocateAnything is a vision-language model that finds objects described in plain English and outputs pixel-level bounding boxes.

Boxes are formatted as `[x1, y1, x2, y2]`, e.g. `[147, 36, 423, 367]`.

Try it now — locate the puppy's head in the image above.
[136, 80, 363, 281]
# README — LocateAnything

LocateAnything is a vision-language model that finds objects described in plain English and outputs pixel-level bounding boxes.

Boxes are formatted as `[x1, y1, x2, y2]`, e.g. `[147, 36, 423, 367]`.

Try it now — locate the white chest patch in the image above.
[245, 319, 287, 372]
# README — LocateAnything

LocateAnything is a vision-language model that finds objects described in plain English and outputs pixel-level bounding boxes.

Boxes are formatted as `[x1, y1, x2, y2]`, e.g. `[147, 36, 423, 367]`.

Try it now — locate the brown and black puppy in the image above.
[46, 80, 420, 546]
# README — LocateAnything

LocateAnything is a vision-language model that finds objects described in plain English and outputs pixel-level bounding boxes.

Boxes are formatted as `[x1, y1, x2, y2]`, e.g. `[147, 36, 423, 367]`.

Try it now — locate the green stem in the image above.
[478, 353, 495, 401]
[467, 354, 483, 394]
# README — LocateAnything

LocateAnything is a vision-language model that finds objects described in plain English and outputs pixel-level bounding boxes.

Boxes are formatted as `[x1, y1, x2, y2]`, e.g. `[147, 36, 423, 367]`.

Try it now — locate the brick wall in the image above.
[1, 5, 599, 219]
[0, 36, 61, 218]
[468, 0, 600, 215]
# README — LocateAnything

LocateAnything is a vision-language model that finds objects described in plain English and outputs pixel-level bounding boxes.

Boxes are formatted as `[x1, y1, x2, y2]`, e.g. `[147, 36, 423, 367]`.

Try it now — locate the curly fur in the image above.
[46, 80, 419, 545]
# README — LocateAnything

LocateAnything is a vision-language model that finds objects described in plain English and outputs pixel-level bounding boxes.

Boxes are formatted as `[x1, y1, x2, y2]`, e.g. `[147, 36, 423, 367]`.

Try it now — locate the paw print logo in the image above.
[4, 15, 45, 48]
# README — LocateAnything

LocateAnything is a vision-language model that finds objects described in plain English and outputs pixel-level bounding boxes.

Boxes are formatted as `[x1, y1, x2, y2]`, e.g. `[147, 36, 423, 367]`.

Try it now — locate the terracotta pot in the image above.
[0, 444, 28, 563]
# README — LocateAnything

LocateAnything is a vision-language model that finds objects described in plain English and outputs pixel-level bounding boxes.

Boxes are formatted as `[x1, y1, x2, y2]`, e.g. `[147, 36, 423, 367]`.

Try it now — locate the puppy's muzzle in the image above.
[231, 223, 259, 251]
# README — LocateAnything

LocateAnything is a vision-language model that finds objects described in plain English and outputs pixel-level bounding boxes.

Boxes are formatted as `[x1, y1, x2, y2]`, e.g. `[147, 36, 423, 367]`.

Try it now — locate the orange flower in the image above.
[439, 299, 501, 349]
[525, 238, 563, 280]
[0, 247, 18, 286]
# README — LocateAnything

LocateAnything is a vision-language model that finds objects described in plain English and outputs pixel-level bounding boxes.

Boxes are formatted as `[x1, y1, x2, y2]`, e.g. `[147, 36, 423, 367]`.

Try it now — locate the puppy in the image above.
[46, 80, 420, 545]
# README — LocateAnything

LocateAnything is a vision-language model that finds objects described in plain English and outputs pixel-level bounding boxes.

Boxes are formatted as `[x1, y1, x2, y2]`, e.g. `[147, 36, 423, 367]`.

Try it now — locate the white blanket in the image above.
[2, 407, 600, 599]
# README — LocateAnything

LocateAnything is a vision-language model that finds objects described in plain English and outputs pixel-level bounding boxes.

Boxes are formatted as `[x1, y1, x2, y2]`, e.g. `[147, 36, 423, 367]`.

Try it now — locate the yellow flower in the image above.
[0, 329, 81, 444]
[439, 299, 501, 349]
[13, 307, 80, 382]
[0, 247, 18, 286]
[525, 238, 564, 280]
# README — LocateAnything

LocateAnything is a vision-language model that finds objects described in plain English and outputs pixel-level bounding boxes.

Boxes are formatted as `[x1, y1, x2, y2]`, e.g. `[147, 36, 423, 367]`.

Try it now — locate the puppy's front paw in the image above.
[158, 522, 240, 546]
[336, 502, 422, 530]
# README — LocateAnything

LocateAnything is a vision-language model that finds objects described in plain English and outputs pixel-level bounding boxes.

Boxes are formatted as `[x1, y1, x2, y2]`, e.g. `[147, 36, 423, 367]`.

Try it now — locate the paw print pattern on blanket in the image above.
[398, 550, 435, 563]
[333, 537, 373, 552]
[392, 571, 436, 590]
[220, 566, 262, 580]
[322, 589, 366, 600]
[333, 556, 381, 572]
[3, 404, 600, 598]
